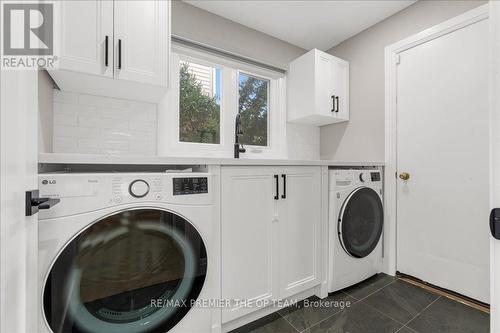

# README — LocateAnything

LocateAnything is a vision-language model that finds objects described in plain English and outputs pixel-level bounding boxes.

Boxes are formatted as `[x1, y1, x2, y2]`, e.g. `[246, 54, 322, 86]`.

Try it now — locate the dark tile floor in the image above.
[230, 274, 490, 333]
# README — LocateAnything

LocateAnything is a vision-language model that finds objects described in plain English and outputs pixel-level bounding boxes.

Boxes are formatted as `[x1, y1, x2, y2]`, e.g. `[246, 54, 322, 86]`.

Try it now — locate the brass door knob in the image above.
[399, 172, 410, 181]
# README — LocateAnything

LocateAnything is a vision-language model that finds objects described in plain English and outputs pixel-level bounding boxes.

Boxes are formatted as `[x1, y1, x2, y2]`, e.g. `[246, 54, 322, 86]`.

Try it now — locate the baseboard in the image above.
[396, 272, 490, 314]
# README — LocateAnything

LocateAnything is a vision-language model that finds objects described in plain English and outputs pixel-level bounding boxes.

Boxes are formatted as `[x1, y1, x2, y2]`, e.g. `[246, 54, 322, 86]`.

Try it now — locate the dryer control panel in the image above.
[38, 172, 213, 219]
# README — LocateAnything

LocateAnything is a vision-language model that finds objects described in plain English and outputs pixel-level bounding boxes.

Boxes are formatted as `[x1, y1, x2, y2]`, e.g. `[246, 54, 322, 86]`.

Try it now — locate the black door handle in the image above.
[331, 95, 335, 112]
[274, 175, 279, 200]
[335, 96, 339, 113]
[490, 208, 500, 240]
[118, 39, 122, 69]
[105, 35, 109, 67]
[26, 190, 60, 216]
[281, 174, 286, 199]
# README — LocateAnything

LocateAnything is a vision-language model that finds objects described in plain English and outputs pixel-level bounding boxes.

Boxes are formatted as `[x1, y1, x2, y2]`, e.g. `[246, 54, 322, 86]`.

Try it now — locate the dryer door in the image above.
[43, 208, 207, 333]
[338, 187, 384, 258]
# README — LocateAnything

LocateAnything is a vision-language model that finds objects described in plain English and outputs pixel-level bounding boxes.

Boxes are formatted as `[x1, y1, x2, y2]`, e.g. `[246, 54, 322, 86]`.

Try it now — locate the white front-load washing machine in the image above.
[328, 168, 384, 293]
[38, 172, 220, 333]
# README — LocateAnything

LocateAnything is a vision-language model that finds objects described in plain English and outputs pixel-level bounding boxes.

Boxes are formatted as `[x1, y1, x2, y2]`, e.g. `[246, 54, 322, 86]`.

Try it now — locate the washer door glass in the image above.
[43, 209, 207, 333]
[338, 187, 384, 258]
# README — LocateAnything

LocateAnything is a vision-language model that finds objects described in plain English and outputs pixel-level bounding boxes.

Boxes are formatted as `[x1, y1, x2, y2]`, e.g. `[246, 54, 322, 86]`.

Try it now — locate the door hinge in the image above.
[395, 54, 401, 65]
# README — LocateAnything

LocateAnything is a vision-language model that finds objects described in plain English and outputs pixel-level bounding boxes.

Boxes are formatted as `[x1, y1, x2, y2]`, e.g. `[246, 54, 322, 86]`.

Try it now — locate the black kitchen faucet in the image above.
[234, 113, 246, 158]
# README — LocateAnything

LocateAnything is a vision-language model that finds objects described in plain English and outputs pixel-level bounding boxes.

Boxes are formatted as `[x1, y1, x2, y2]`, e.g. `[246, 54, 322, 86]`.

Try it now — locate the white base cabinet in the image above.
[288, 49, 349, 126]
[221, 166, 321, 323]
[50, 0, 169, 102]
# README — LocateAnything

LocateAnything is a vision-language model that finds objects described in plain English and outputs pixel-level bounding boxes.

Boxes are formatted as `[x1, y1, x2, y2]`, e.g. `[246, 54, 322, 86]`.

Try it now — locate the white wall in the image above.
[320, 0, 487, 161]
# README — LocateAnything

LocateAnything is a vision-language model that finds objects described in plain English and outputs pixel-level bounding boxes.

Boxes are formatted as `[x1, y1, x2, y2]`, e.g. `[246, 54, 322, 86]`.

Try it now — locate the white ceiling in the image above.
[184, 0, 416, 51]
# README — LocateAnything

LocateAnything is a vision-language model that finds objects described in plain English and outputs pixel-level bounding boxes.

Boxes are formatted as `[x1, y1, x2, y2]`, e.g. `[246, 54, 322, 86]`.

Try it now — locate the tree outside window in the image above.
[239, 73, 269, 147]
[179, 61, 221, 144]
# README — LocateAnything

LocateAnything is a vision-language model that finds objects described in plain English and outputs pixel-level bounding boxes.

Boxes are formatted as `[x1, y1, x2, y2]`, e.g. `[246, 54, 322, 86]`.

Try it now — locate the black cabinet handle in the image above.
[335, 96, 339, 113]
[26, 190, 60, 216]
[281, 174, 286, 199]
[118, 39, 122, 69]
[274, 175, 279, 200]
[105, 35, 109, 67]
[331, 95, 335, 112]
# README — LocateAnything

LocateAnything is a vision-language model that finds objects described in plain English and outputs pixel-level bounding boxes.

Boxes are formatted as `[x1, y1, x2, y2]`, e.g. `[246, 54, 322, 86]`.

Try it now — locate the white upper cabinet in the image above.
[113, 0, 167, 86]
[288, 49, 349, 126]
[50, 0, 170, 102]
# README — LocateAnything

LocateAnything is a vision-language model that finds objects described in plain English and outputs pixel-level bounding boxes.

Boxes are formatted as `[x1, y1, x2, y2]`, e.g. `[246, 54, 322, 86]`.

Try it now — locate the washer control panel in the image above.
[173, 177, 208, 195]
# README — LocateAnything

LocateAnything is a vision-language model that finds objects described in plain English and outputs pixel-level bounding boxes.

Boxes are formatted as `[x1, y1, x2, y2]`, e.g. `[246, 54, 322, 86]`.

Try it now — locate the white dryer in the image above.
[328, 168, 384, 293]
[38, 172, 220, 333]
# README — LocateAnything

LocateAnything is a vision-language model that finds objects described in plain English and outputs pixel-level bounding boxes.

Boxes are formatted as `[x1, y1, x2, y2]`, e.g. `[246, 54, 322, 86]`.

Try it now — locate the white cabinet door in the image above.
[221, 166, 278, 323]
[113, 0, 168, 86]
[278, 166, 321, 298]
[55, 0, 113, 77]
[315, 53, 335, 117]
[331, 59, 349, 121]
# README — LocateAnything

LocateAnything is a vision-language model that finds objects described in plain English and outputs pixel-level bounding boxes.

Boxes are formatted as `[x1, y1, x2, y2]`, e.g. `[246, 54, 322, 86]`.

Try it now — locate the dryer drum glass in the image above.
[43, 208, 207, 333]
[339, 187, 384, 258]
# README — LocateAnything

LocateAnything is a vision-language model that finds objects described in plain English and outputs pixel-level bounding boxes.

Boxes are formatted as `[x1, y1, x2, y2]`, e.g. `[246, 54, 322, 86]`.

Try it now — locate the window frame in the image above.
[160, 44, 286, 158]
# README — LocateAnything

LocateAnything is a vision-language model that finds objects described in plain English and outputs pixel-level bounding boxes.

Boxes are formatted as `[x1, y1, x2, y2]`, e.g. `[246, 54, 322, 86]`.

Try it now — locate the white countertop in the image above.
[38, 153, 384, 167]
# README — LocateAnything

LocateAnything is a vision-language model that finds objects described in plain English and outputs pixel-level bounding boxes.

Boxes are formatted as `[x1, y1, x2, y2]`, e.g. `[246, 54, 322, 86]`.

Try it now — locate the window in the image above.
[165, 46, 285, 158]
[238, 73, 269, 147]
[179, 60, 222, 144]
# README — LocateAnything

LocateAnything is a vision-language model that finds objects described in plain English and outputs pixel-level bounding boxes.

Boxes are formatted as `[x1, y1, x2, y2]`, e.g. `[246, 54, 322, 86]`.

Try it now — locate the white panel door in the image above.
[396, 18, 489, 302]
[278, 166, 321, 298]
[0, 71, 39, 332]
[221, 166, 278, 323]
[55, 0, 113, 77]
[490, 1, 500, 330]
[113, 0, 168, 86]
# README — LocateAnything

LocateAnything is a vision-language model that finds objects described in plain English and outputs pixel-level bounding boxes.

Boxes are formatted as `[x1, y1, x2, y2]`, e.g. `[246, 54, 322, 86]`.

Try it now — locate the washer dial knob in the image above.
[359, 173, 368, 182]
[129, 180, 150, 198]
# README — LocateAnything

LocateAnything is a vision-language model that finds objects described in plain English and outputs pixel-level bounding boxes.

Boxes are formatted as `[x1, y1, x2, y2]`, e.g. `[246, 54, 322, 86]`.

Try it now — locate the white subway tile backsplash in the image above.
[53, 90, 78, 104]
[53, 113, 77, 126]
[100, 108, 130, 119]
[77, 116, 103, 128]
[286, 123, 320, 160]
[130, 120, 155, 131]
[53, 137, 77, 149]
[53, 91, 157, 155]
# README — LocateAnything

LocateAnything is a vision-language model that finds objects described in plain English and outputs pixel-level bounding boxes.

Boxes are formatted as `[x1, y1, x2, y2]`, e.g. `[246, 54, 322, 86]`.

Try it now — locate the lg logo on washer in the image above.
[41, 179, 56, 185]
